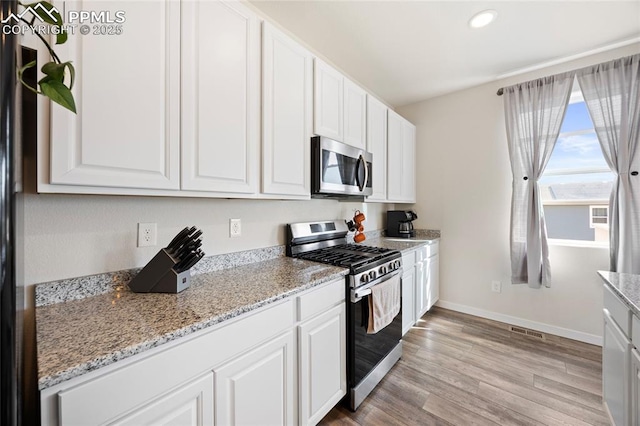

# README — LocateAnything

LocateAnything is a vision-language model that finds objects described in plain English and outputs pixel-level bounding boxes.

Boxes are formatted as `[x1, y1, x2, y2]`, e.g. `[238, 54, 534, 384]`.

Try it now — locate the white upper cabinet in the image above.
[49, 0, 181, 190]
[403, 120, 417, 202]
[343, 79, 367, 149]
[262, 22, 313, 198]
[313, 58, 367, 149]
[314, 59, 344, 142]
[387, 110, 403, 201]
[365, 96, 388, 202]
[181, 0, 260, 194]
[387, 110, 416, 203]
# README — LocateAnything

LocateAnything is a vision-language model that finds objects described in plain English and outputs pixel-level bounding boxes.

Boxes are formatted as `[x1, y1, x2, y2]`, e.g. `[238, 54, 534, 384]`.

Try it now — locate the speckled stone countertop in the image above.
[36, 258, 347, 390]
[598, 271, 640, 316]
[365, 229, 440, 253]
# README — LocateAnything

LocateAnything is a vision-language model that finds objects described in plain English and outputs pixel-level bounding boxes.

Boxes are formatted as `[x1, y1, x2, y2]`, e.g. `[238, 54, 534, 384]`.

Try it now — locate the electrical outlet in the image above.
[491, 280, 502, 293]
[137, 223, 157, 247]
[229, 219, 241, 237]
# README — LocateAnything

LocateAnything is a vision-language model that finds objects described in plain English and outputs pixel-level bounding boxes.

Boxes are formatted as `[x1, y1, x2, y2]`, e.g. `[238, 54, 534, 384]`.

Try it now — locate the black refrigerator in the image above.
[1, 1, 23, 425]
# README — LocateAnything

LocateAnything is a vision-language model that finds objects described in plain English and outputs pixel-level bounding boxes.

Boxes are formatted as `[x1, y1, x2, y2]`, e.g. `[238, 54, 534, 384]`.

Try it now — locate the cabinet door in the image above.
[314, 59, 343, 141]
[262, 22, 312, 197]
[299, 304, 346, 425]
[343, 79, 367, 149]
[603, 309, 630, 426]
[632, 348, 640, 426]
[215, 331, 295, 426]
[426, 253, 440, 311]
[49, 0, 180, 190]
[181, 0, 259, 193]
[415, 259, 427, 320]
[402, 268, 416, 336]
[387, 111, 416, 202]
[387, 110, 404, 201]
[366, 96, 387, 202]
[109, 373, 214, 426]
[402, 120, 417, 203]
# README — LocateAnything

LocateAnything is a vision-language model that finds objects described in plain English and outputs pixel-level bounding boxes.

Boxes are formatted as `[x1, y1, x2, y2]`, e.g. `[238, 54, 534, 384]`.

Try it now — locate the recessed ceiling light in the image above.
[469, 10, 497, 29]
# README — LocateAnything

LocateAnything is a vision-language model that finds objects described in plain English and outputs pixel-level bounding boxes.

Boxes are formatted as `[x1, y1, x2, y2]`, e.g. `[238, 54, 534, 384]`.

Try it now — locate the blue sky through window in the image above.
[544, 100, 611, 172]
[559, 102, 593, 133]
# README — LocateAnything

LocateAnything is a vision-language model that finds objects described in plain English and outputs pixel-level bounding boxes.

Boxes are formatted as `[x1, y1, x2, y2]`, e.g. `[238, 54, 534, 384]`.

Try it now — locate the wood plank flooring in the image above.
[319, 307, 608, 426]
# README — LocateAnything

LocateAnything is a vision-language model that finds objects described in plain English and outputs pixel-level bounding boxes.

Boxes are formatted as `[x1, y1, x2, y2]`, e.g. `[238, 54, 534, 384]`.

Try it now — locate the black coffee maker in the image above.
[386, 210, 418, 238]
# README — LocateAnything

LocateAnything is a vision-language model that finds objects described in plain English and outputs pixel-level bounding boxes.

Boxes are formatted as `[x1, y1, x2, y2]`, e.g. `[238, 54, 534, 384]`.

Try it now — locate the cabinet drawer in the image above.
[604, 284, 631, 337]
[402, 251, 416, 269]
[426, 241, 439, 257]
[298, 279, 345, 322]
[633, 315, 640, 347]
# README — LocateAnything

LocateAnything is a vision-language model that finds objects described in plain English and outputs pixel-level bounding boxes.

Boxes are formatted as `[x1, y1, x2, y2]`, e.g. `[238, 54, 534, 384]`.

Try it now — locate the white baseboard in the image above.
[435, 300, 602, 346]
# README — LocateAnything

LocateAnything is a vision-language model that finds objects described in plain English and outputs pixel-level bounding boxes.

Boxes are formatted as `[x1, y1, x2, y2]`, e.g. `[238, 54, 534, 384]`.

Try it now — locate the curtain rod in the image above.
[496, 52, 639, 96]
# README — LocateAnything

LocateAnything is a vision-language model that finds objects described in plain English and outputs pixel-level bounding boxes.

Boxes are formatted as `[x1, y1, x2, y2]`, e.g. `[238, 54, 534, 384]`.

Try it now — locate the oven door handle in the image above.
[351, 269, 402, 303]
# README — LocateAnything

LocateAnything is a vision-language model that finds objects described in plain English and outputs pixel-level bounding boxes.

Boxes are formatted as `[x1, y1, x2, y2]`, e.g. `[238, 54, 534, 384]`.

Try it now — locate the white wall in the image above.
[23, 194, 387, 286]
[397, 43, 640, 344]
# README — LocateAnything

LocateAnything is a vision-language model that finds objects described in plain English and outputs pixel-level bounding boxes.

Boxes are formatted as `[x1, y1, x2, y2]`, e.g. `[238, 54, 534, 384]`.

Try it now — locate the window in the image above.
[540, 80, 614, 243]
[589, 205, 609, 227]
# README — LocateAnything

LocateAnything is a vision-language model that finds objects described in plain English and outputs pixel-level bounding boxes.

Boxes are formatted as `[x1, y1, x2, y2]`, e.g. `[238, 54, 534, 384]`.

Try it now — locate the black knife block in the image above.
[129, 249, 191, 293]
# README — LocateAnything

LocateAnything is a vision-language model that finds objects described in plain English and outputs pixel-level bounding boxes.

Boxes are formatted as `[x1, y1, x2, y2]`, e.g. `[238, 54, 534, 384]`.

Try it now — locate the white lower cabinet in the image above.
[216, 331, 295, 426]
[400, 241, 439, 337]
[415, 246, 428, 320]
[603, 309, 631, 426]
[426, 253, 440, 311]
[602, 283, 634, 426]
[299, 304, 346, 426]
[401, 267, 416, 336]
[631, 348, 640, 426]
[42, 279, 345, 426]
[109, 373, 214, 426]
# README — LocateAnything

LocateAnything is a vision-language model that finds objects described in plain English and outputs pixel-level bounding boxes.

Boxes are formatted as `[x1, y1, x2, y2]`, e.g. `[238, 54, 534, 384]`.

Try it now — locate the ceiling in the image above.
[249, 1, 640, 107]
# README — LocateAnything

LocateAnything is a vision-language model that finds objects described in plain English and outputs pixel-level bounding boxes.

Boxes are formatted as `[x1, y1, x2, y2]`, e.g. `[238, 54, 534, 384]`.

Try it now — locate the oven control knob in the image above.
[394, 260, 401, 269]
[369, 271, 377, 280]
[379, 266, 387, 275]
[360, 274, 370, 284]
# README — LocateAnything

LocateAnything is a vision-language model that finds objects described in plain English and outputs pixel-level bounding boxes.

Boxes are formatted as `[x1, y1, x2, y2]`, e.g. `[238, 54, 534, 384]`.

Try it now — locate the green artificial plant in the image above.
[16, 1, 76, 113]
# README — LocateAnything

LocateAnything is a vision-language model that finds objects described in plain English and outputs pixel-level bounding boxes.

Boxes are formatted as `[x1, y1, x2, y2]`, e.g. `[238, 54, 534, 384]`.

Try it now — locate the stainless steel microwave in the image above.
[311, 136, 373, 198]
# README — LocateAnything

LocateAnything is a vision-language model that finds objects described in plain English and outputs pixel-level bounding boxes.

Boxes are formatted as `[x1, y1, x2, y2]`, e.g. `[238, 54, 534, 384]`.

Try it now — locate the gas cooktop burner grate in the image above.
[295, 244, 397, 269]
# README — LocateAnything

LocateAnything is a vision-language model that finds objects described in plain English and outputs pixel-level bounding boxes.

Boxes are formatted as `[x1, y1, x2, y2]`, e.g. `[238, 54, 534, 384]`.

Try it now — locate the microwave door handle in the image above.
[357, 154, 368, 192]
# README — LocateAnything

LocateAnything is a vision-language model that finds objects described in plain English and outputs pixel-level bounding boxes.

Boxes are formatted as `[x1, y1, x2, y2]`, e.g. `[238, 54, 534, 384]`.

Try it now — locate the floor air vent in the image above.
[509, 325, 545, 340]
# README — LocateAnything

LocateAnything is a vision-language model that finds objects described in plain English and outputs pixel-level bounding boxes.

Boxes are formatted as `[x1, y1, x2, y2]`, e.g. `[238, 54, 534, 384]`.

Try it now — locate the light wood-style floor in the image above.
[320, 307, 609, 426]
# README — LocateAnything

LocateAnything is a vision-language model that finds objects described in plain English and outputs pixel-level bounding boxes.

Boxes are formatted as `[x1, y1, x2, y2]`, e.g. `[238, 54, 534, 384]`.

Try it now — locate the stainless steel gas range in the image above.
[286, 220, 403, 411]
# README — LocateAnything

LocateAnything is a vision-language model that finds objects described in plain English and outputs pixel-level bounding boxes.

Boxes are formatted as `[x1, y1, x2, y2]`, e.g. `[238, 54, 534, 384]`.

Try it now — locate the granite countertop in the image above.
[36, 257, 348, 390]
[36, 228, 441, 391]
[364, 228, 440, 254]
[366, 236, 438, 253]
[598, 270, 640, 316]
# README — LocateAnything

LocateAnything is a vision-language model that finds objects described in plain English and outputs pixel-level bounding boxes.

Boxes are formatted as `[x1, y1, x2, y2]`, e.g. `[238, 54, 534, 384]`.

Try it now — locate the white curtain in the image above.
[577, 54, 640, 274]
[503, 72, 575, 288]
